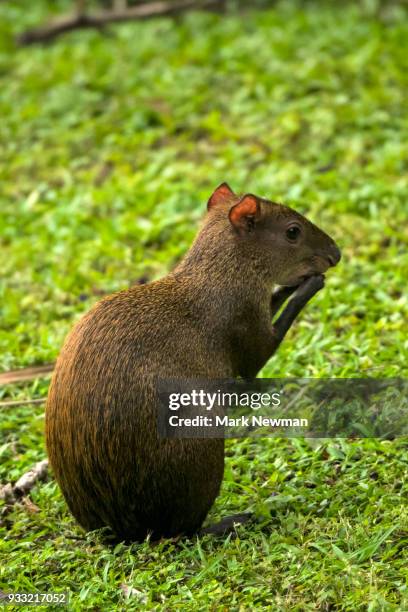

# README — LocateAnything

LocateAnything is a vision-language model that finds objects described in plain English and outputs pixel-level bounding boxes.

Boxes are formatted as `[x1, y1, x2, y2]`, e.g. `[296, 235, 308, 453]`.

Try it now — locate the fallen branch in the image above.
[0, 364, 54, 386]
[0, 459, 49, 504]
[17, 0, 225, 45]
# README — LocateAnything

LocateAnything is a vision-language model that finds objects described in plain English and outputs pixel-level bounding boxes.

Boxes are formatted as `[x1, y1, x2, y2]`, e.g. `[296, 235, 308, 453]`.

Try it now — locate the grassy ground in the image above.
[1, 0, 407, 609]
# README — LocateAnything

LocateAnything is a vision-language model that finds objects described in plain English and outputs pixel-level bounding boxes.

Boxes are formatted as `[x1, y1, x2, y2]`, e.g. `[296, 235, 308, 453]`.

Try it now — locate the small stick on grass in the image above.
[0, 398, 46, 409]
[0, 460, 49, 504]
[0, 364, 54, 386]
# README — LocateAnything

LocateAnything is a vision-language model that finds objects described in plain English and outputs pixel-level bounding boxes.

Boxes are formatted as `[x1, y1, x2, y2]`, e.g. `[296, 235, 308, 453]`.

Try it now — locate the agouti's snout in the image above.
[327, 243, 341, 267]
[310, 242, 341, 279]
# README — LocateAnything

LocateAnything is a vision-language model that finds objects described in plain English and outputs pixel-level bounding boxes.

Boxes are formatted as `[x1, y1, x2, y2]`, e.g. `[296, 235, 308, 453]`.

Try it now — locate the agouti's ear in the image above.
[207, 182, 235, 210]
[229, 194, 260, 234]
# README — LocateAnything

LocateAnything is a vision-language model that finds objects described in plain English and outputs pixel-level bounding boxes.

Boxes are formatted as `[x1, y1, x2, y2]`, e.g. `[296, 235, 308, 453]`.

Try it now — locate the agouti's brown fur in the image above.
[45, 184, 340, 541]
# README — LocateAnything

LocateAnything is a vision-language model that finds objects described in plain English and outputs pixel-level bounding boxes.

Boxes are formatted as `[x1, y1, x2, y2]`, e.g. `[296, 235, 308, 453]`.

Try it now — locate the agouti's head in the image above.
[206, 183, 341, 286]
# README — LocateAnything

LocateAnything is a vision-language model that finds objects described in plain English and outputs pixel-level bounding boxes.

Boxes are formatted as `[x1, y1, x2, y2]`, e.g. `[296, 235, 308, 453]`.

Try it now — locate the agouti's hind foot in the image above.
[199, 512, 253, 537]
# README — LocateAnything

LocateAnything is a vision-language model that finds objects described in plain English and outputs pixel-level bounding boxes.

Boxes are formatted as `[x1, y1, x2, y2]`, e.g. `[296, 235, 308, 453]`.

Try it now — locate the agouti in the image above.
[45, 183, 340, 541]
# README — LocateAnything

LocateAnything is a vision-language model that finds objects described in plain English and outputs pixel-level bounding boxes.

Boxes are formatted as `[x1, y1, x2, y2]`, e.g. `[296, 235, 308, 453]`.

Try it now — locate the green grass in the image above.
[0, 0, 407, 609]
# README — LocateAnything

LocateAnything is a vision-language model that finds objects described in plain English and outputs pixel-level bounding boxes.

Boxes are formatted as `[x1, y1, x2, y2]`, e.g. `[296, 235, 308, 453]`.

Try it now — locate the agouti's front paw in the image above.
[295, 273, 325, 298]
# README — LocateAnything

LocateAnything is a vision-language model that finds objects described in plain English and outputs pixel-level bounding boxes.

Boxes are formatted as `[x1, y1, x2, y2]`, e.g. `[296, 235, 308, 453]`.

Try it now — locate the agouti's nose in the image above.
[327, 245, 341, 266]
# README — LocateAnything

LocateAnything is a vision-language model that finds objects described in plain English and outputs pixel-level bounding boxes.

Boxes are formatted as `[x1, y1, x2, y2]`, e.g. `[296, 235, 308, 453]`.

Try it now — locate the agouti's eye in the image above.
[285, 225, 301, 242]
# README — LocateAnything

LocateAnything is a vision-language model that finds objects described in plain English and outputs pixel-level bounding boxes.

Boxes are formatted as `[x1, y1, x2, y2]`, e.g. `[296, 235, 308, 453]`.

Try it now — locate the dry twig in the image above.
[17, 0, 225, 45]
[0, 460, 49, 504]
[0, 364, 54, 386]
[0, 398, 46, 409]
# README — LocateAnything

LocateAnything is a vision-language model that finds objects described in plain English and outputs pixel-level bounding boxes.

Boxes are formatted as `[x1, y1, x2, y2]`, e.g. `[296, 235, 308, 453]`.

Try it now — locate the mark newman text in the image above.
[168, 415, 309, 428]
